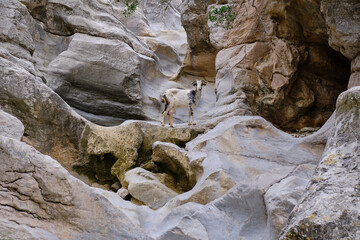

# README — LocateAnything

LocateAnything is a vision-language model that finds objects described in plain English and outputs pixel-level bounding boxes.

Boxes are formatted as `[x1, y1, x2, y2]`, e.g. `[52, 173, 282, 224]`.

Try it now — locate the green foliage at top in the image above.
[209, 5, 237, 30]
[116, 0, 237, 30]
[116, 0, 171, 17]
[157, 0, 171, 11]
[122, 0, 139, 17]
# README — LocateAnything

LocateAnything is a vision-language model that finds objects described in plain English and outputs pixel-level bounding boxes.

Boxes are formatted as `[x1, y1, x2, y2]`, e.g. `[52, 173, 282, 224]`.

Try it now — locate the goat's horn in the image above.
[192, 81, 197, 86]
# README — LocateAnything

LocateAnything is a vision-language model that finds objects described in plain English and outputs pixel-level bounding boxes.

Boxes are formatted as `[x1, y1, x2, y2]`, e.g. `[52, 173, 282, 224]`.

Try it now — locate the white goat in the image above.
[161, 80, 207, 127]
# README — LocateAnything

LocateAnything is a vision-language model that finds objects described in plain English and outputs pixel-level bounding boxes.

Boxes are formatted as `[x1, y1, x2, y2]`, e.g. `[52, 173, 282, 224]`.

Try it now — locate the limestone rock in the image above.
[180, 0, 217, 79]
[0, 0, 88, 172]
[23, 0, 181, 126]
[321, 0, 360, 60]
[125, 167, 178, 209]
[151, 141, 196, 192]
[264, 164, 316, 239]
[0, 46, 87, 171]
[141, 37, 182, 76]
[23, 0, 153, 57]
[281, 86, 360, 239]
[146, 116, 324, 239]
[178, 170, 235, 205]
[208, 0, 350, 130]
[79, 123, 143, 184]
[0, 0, 35, 58]
[0, 135, 149, 239]
[117, 188, 129, 199]
[349, 55, 360, 88]
[126, 120, 198, 160]
[0, 109, 24, 140]
[78, 121, 198, 187]
[46, 33, 148, 125]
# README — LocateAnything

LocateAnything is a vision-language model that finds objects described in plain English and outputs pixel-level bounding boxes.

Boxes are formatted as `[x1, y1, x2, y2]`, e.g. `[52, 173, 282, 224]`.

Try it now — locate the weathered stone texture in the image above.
[281, 86, 360, 240]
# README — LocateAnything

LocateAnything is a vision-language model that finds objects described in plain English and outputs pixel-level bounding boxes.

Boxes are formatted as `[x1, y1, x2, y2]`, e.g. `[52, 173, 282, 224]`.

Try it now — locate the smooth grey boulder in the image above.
[125, 167, 178, 209]
[0, 109, 24, 140]
[46, 33, 147, 125]
[0, 0, 34, 59]
[281, 86, 360, 239]
[321, 0, 360, 60]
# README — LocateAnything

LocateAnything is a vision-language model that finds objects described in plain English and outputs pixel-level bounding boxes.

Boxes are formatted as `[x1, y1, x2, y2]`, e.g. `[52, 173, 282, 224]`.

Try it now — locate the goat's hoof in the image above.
[170, 125, 174, 128]
[161, 123, 165, 127]
[188, 122, 191, 126]
[192, 122, 196, 125]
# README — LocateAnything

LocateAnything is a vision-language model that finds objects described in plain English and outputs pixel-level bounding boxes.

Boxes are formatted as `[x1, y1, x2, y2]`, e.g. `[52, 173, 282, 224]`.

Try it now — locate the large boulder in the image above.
[321, 0, 360, 60]
[0, 135, 150, 239]
[281, 87, 360, 239]
[124, 167, 178, 209]
[150, 141, 197, 192]
[77, 120, 198, 187]
[320, 0, 360, 90]
[45, 33, 149, 125]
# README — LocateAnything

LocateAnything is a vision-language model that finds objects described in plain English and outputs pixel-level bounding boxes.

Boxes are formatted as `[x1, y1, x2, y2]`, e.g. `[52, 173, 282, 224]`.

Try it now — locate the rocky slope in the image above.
[0, 0, 360, 239]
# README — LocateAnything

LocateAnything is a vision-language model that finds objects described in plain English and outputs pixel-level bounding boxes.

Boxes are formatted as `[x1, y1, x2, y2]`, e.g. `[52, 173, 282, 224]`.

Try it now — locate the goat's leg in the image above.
[161, 111, 166, 126]
[167, 111, 174, 128]
[191, 111, 196, 125]
[188, 104, 196, 125]
[161, 99, 169, 127]
[188, 109, 191, 125]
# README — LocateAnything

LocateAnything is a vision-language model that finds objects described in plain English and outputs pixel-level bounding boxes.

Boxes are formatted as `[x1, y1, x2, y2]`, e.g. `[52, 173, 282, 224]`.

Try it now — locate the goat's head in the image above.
[192, 80, 207, 91]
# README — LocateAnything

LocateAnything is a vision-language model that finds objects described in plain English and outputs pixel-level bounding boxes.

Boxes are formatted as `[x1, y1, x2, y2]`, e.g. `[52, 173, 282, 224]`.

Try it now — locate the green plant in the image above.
[158, 0, 171, 11]
[209, 5, 237, 30]
[122, 0, 139, 17]
[118, 0, 171, 17]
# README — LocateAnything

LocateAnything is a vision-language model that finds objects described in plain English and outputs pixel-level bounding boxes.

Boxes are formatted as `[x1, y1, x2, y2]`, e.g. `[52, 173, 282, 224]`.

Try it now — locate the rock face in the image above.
[281, 86, 360, 240]
[21, 0, 193, 126]
[1, 0, 360, 239]
[78, 121, 197, 187]
[321, 0, 360, 60]
[0, 1, 87, 172]
[0, 135, 150, 240]
[179, 0, 218, 79]
[116, 116, 325, 240]
[321, 0, 360, 90]
[182, 0, 350, 130]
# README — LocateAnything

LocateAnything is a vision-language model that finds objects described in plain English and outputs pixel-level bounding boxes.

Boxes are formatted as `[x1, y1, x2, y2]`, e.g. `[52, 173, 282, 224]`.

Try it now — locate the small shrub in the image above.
[209, 5, 237, 30]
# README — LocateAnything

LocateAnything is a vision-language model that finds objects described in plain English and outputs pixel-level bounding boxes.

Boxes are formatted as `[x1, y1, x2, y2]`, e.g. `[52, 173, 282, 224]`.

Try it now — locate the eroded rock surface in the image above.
[125, 167, 178, 209]
[281, 87, 360, 239]
[0, 135, 150, 240]
[181, 0, 350, 130]
[0, 109, 24, 140]
[120, 116, 326, 240]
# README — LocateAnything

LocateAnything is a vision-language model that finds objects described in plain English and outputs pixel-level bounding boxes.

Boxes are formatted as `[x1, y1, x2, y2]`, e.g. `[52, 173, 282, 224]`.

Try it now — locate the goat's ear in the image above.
[192, 81, 197, 86]
[201, 80, 207, 86]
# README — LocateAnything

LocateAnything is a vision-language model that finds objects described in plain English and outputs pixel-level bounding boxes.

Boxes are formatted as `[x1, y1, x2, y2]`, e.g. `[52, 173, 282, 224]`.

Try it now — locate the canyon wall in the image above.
[0, 0, 359, 239]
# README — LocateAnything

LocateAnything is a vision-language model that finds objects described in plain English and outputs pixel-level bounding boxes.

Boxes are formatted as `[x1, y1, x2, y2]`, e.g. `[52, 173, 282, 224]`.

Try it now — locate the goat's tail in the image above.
[160, 94, 167, 104]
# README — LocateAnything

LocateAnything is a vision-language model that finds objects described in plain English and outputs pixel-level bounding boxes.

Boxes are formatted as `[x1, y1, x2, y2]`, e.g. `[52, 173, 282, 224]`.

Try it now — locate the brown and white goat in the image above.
[161, 80, 206, 127]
